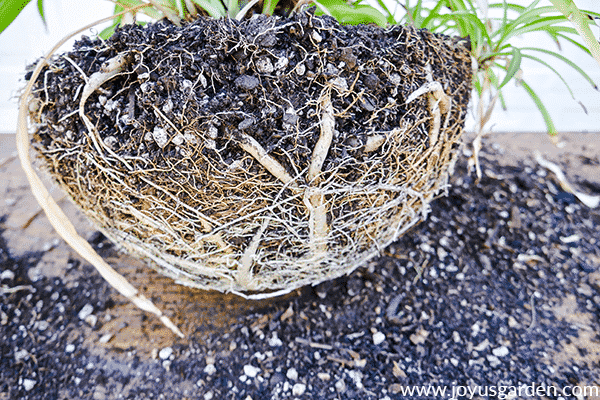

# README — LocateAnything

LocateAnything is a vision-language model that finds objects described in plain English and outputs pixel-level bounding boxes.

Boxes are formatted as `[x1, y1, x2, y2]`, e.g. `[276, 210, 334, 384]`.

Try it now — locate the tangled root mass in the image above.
[29, 9, 472, 296]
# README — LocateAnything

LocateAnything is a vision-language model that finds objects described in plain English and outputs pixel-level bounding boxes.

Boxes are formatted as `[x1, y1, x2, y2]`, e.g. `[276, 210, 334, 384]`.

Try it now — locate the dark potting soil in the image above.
[32, 9, 471, 175]
[2, 148, 599, 399]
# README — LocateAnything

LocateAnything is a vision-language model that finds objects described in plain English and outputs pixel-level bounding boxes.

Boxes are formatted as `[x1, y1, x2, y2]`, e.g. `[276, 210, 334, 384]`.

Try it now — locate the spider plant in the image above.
[384, 0, 600, 176]
[0, 0, 388, 36]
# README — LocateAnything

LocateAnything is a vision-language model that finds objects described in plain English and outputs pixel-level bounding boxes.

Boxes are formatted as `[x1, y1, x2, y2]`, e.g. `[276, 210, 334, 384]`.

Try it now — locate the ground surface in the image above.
[1, 131, 599, 399]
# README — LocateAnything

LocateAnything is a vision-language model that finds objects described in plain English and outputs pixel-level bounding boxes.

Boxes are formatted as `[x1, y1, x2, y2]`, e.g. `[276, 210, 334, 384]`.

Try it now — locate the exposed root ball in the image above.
[28, 10, 472, 296]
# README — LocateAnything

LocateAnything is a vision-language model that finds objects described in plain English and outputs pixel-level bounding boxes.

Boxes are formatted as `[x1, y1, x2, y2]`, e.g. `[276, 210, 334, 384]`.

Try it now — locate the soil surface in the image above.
[1, 131, 599, 399]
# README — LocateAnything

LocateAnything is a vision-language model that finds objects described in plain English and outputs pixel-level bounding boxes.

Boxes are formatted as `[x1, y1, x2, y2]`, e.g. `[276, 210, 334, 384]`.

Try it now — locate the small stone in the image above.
[238, 117, 255, 130]
[171, 134, 185, 146]
[152, 127, 169, 148]
[295, 63, 306, 76]
[373, 331, 386, 345]
[23, 379, 36, 391]
[244, 364, 260, 378]
[235, 75, 260, 91]
[159, 347, 173, 360]
[389, 384, 402, 394]
[98, 334, 113, 344]
[335, 379, 347, 393]
[256, 57, 274, 74]
[474, 339, 490, 351]
[286, 367, 298, 381]
[204, 392, 213, 400]
[577, 284, 593, 297]
[317, 372, 330, 381]
[268, 332, 283, 347]
[409, 328, 429, 345]
[162, 98, 173, 113]
[453, 331, 461, 343]
[14, 349, 29, 362]
[204, 364, 216, 376]
[487, 355, 501, 367]
[311, 31, 322, 42]
[330, 77, 348, 91]
[492, 346, 509, 357]
[292, 383, 306, 396]
[1, 270, 15, 280]
[508, 316, 518, 328]
[78, 304, 94, 320]
[274, 57, 289, 70]
[65, 344, 75, 353]
[84, 314, 98, 327]
[392, 361, 407, 378]
[36, 320, 49, 331]
[450, 358, 459, 366]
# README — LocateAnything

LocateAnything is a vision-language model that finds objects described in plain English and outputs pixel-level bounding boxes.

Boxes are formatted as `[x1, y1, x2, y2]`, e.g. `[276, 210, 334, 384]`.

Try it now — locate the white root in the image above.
[406, 80, 450, 147]
[79, 53, 132, 158]
[303, 188, 329, 259]
[237, 132, 296, 186]
[237, 218, 271, 289]
[17, 18, 184, 338]
[303, 91, 335, 259]
[307, 93, 335, 183]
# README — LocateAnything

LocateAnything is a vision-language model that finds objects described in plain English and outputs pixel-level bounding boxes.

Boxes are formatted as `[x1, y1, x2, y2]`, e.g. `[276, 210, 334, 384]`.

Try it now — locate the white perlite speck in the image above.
[286, 367, 298, 381]
[373, 331, 386, 345]
[77, 304, 94, 320]
[492, 346, 509, 357]
[23, 379, 36, 391]
[65, 344, 75, 353]
[159, 347, 173, 360]
[203, 364, 216, 375]
[152, 127, 169, 148]
[268, 332, 283, 347]
[244, 364, 261, 378]
[292, 383, 306, 396]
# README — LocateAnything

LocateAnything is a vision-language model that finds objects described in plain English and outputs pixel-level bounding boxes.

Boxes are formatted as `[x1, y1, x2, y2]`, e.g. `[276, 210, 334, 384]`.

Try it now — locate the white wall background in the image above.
[1, 0, 599, 134]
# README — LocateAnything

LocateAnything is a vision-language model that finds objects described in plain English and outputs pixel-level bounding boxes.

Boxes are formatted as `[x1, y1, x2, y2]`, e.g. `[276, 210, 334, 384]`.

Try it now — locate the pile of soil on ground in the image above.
[26, 9, 472, 293]
[2, 143, 599, 399]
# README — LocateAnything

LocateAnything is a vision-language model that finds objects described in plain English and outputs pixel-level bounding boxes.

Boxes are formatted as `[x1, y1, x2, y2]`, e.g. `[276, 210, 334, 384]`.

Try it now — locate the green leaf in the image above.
[262, 0, 279, 16]
[314, 0, 388, 27]
[190, 0, 226, 18]
[521, 53, 577, 100]
[519, 79, 557, 135]
[498, 47, 521, 89]
[521, 46, 598, 90]
[373, 0, 396, 25]
[37, 0, 46, 30]
[1, 0, 34, 34]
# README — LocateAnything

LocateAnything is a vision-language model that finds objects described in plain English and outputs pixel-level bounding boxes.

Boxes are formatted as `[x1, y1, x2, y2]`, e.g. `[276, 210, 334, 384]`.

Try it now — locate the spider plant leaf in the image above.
[554, 32, 593, 55]
[509, 16, 568, 39]
[521, 46, 598, 90]
[37, 0, 47, 30]
[0, 0, 33, 33]
[190, 0, 226, 18]
[549, 0, 600, 68]
[519, 79, 557, 135]
[521, 53, 578, 102]
[261, 0, 278, 16]
[314, 0, 388, 27]
[498, 47, 521, 89]
[373, 0, 396, 25]
[236, 0, 261, 20]
[421, 1, 446, 30]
